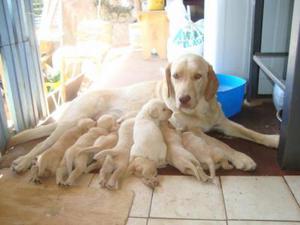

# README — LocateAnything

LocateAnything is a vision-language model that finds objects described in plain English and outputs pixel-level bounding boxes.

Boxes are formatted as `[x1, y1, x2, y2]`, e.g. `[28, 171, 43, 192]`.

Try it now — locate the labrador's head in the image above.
[165, 54, 219, 110]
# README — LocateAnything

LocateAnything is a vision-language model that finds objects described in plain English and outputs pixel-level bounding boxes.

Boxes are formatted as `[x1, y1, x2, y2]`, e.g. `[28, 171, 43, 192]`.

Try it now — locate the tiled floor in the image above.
[1, 169, 300, 225]
[125, 175, 300, 225]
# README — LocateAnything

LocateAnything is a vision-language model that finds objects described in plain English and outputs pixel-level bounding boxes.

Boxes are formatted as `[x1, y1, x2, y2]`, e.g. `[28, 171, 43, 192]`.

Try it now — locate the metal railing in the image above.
[0, 0, 48, 152]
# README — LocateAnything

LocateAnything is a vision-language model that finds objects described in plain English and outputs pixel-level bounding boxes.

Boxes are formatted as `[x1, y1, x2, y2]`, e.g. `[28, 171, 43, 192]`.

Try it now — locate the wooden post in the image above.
[139, 10, 169, 59]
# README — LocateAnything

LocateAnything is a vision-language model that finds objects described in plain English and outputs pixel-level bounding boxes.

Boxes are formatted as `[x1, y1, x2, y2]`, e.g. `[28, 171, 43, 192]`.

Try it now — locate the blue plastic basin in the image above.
[216, 74, 246, 118]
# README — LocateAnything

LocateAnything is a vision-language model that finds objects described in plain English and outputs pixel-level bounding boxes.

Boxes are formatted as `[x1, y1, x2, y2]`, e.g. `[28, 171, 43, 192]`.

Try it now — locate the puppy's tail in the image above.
[78, 146, 102, 156]
[65, 152, 74, 175]
[125, 160, 135, 177]
[77, 135, 116, 156]
[93, 148, 118, 161]
[185, 160, 201, 181]
[7, 122, 57, 148]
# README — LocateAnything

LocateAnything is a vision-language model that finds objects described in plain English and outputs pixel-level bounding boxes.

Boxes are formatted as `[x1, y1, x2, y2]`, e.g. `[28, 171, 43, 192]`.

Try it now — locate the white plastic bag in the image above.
[166, 0, 204, 62]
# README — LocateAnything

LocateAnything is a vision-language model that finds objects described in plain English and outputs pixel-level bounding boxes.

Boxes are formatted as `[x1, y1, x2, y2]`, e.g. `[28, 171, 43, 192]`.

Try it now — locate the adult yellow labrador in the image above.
[9, 54, 278, 173]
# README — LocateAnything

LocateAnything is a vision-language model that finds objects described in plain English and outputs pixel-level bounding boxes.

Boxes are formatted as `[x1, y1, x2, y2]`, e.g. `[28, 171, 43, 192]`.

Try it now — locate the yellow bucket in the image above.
[147, 0, 165, 10]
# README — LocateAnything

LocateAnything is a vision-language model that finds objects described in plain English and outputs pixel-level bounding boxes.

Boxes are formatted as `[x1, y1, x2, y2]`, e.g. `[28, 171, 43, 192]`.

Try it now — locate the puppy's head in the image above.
[181, 131, 194, 145]
[96, 114, 118, 131]
[144, 99, 172, 121]
[165, 54, 219, 110]
[77, 118, 96, 132]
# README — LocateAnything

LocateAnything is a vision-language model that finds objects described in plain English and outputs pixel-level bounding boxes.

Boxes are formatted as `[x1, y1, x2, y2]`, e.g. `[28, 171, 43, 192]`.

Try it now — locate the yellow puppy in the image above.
[128, 99, 172, 188]
[94, 118, 135, 190]
[182, 131, 234, 180]
[78, 131, 119, 174]
[161, 122, 210, 182]
[56, 114, 118, 186]
[30, 118, 96, 183]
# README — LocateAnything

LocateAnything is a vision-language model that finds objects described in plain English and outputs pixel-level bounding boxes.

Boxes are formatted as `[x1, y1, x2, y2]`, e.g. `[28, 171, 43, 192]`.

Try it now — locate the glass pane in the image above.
[0, 56, 14, 130]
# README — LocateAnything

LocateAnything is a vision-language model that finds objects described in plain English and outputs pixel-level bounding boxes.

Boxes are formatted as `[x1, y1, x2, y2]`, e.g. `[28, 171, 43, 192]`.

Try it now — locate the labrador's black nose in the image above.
[179, 95, 191, 104]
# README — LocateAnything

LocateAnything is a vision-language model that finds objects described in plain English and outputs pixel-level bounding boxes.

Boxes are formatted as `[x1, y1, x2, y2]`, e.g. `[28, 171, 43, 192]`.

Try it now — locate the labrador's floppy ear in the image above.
[204, 65, 219, 101]
[165, 63, 174, 97]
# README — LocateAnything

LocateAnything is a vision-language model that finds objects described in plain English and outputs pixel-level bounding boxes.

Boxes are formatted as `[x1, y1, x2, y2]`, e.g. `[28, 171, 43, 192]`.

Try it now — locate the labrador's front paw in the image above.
[265, 134, 279, 148]
[11, 156, 33, 173]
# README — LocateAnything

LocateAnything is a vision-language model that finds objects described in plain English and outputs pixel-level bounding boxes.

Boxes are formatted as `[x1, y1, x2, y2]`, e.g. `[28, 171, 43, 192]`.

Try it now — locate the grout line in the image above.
[147, 217, 300, 222]
[282, 175, 300, 209]
[146, 187, 155, 225]
[146, 217, 228, 221]
[127, 216, 300, 223]
[128, 189, 135, 219]
[130, 216, 150, 219]
[227, 219, 300, 222]
[219, 176, 229, 225]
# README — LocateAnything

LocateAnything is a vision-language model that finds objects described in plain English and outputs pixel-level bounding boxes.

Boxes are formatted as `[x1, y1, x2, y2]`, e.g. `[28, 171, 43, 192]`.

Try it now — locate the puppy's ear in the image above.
[127, 162, 136, 175]
[204, 65, 219, 101]
[165, 63, 174, 97]
[149, 107, 159, 119]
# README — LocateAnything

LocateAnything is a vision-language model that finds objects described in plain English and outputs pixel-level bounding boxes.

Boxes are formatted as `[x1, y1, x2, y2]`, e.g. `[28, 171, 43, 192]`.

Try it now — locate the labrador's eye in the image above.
[173, 73, 179, 79]
[162, 108, 166, 111]
[194, 74, 202, 80]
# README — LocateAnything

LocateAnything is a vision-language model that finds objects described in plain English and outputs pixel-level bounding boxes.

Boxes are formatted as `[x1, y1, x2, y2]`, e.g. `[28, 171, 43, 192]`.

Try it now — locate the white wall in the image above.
[259, 0, 293, 94]
[204, 0, 293, 94]
[204, 0, 252, 79]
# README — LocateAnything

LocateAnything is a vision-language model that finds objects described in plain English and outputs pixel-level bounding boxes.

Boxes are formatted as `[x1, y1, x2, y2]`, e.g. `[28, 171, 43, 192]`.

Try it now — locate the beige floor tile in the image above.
[221, 176, 300, 221]
[38, 172, 94, 187]
[90, 175, 153, 217]
[285, 176, 300, 205]
[126, 218, 147, 225]
[75, 173, 94, 187]
[150, 175, 226, 219]
[148, 219, 226, 225]
[124, 177, 154, 217]
[228, 221, 300, 225]
[0, 168, 94, 188]
[0, 168, 32, 182]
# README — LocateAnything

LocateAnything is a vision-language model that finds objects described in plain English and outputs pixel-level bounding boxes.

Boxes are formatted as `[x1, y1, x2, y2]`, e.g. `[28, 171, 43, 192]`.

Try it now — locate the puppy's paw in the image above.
[106, 180, 119, 190]
[221, 160, 234, 170]
[196, 166, 210, 182]
[63, 180, 74, 187]
[230, 151, 256, 171]
[29, 176, 42, 184]
[56, 177, 65, 186]
[98, 175, 107, 188]
[143, 177, 159, 189]
[29, 165, 41, 184]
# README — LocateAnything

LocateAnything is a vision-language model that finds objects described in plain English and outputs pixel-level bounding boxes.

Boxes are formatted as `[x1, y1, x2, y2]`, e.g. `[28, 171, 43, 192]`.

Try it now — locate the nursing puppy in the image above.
[94, 118, 135, 190]
[79, 131, 119, 174]
[128, 99, 172, 188]
[30, 118, 96, 183]
[56, 114, 118, 185]
[182, 131, 235, 179]
[80, 110, 139, 174]
[161, 122, 210, 182]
